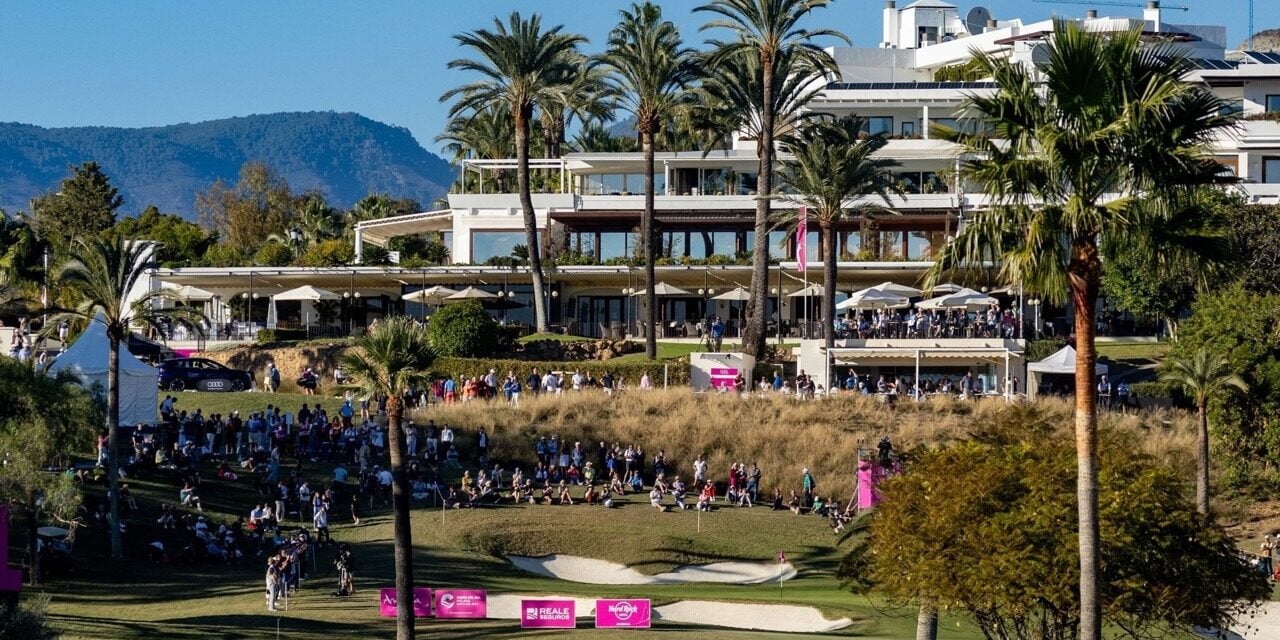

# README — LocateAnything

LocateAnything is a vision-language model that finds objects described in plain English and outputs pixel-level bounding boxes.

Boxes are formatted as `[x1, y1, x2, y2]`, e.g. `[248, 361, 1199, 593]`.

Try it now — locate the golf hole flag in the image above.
[595, 599, 652, 628]
[796, 205, 807, 272]
[521, 598, 576, 628]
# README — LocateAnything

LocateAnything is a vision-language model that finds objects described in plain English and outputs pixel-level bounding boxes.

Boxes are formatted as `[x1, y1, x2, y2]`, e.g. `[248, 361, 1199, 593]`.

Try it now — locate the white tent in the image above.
[1027, 345, 1108, 398]
[49, 317, 158, 426]
[868, 281, 922, 297]
[272, 285, 341, 301]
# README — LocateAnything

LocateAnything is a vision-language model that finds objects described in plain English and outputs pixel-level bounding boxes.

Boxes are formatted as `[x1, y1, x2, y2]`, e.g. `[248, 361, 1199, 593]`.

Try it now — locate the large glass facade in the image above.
[472, 230, 534, 263]
[865, 116, 894, 136]
[582, 173, 664, 194]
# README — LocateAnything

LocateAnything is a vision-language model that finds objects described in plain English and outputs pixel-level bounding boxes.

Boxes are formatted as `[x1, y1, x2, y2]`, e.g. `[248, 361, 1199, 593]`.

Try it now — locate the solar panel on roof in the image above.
[1243, 51, 1280, 65]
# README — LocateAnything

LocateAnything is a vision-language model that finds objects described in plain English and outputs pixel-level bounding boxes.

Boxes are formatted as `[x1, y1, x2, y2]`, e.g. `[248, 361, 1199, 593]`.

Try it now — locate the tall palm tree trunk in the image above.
[916, 604, 938, 640]
[742, 58, 775, 360]
[1196, 402, 1210, 515]
[107, 333, 122, 559]
[387, 398, 416, 640]
[515, 107, 550, 333]
[643, 130, 658, 359]
[1069, 243, 1101, 640]
[821, 224, 837, 351]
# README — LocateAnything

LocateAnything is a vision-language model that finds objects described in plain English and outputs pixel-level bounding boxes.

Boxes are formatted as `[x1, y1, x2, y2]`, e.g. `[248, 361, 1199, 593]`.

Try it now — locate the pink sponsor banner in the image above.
[521, 598, 576, 628]
[595, 599, 652, 629]
[379, 587, 432, 618]
[434, 589, 487, 619]
[710, 367, 738, 390]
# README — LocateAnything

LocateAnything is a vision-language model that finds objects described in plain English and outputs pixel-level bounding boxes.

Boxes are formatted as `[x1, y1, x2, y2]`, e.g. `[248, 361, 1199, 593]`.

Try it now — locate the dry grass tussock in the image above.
[413, 391, 1198, 494]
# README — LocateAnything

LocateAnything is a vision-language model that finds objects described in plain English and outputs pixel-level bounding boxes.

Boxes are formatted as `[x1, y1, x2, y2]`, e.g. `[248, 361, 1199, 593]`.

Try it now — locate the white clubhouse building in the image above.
[141, 1, 1280, 390]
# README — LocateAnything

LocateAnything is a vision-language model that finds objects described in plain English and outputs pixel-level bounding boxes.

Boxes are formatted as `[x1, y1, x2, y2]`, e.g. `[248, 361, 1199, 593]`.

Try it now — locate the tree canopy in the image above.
[30, 162, 122, 253]
[854, 405, 1270, 640]
[112, 206, 216, 268]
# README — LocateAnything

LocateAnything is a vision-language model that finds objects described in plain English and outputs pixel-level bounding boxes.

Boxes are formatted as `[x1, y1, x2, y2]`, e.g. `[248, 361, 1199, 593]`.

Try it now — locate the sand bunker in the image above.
[656, 600, 852, 633]
[486, 594, 852, 633]
[507, 554, 798, 585]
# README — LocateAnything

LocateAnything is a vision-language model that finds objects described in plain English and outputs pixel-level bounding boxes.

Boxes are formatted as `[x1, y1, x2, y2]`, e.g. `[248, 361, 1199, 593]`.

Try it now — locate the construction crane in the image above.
[1032, 0, 1189, 11]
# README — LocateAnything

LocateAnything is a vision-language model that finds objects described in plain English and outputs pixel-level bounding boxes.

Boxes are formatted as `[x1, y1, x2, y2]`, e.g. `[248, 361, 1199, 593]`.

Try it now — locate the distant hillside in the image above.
[0, 112, 456, 217]
[1239, 28, 1280, 51]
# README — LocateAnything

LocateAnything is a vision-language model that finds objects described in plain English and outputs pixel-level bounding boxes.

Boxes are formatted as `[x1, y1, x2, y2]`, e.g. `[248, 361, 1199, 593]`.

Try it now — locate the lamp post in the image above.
[1029, 298, 1041, 340]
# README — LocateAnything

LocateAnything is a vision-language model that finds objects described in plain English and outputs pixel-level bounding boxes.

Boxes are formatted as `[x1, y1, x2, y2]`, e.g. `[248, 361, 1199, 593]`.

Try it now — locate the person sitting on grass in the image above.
[650, 486, 666, 512]
[601, 485, 615, 508]
[119, 483, 138, 512]
[653, 473, 669, 496]
[811, 494, 827, 517]
[540, 483, 554, 506]
[180, 482, 203, 511]
[583, 483, 598, 505]
[216, 462, 239, 481]
[671, 477, 687, 510]
[557, 480, 574, 505]
[628, 470, 644, 493]
[788, 490, 802, 515]
[445, 485, 462, 509]
[609, 471, 626, 496]
[771, 488, 784, 510]
[157, 504, 177, 530]
[697, 483, 715, 512]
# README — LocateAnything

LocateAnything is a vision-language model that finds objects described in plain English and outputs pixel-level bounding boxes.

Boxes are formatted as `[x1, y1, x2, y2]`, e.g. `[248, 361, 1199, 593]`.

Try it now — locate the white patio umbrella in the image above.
[837, 288, 909, 310]
[402, 285, 458, 304]
[917, 288, 997, 310]
[163, 283, 216, 301]
[272, 285, 341, 301]
[630, 282, 693, 297]
[925, 282, 965, 295]
[712, 287, 751, 301]
[443, 286, 498, 303]
[868, 281, 922, 297]
[786, 284, 825, 298]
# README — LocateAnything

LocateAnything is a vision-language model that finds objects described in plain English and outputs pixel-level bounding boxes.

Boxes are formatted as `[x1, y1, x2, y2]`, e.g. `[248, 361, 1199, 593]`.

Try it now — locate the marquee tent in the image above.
[49, 316, 158, 426]
[1026, 345, 1108, 398]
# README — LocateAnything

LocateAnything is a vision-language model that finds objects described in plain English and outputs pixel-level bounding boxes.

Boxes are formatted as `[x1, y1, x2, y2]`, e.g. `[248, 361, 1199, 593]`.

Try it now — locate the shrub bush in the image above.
[426, 301, 499, 357]
[1025, 337, 1067, 362]
[296, 239, 354, 267]
[431, 356, 689, 385]
[255, 328, 307, 344]
[1130, 381, 1177, 399]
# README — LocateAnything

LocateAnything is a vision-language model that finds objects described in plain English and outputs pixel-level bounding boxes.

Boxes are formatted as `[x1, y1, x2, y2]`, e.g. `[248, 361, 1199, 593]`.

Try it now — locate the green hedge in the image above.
[432, 356, 690, 386]
[1026, 338, 1068, 363]
[1130, 381, 1179, 399]
[255, 328, 307, 344]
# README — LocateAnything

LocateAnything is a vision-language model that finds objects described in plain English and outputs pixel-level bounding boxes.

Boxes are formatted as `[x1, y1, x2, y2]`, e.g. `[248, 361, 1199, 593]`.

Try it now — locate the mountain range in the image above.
[0, 111, 456, 218]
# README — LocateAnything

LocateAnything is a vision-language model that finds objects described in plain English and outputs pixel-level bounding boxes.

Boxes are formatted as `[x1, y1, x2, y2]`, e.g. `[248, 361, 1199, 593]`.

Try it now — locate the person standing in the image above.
[693, 454, 708, 487]
[265, 363, 280, 393]
[476, 427, 490, 467]
[801, 468, 816, 508]
[526, 368, 542, 397]
[710, 316, 725, 353]
[440, 424, 455, 461]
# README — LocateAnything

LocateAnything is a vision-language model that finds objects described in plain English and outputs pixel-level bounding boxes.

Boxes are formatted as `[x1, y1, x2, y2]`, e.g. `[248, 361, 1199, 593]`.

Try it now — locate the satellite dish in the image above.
[965, 6, 992, 34]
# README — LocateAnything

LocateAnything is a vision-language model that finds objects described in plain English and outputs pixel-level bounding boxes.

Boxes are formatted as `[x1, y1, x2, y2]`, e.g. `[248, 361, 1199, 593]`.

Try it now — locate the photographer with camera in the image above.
[333, 542, 354, 597]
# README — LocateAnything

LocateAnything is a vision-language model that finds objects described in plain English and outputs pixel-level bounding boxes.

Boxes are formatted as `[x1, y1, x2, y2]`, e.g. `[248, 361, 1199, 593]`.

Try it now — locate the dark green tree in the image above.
[112, 206, 216, 268]
[30, 162, 123, 252]
[425, 300, 498, 358]
[195, 162, 297, 250]
[856, 406, 1270, 640]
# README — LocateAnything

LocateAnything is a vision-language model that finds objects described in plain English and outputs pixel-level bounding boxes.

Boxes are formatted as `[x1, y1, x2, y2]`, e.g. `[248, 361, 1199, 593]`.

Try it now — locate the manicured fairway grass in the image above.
[41, 452, 982, 639]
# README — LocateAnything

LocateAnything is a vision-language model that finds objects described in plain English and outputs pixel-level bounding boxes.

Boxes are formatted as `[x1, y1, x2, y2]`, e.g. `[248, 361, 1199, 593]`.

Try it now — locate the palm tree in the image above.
[601, 1, 699, 359]
[778, 116, 901, 349]
[695, 0, 846, 358]
[926, 22, 1236, 640]
[339, 317, 435, 640]
[443, 13, 587, 333]
[1162, 348, 1247, 515]
[47, 235, 204, 559]
[436, 105, 517, 193]
[571, 122, 639, 153]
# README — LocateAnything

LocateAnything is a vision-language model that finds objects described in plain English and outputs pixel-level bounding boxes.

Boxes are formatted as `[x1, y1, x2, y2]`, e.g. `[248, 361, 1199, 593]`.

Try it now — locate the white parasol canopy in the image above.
[924, 282, 965, 295]
[868, 281, 922, 297]
[163, 283, 216, 300]
[631, 282, 693, 297]
[444, 286, 498, 302]
[712, 287, 751, 301]
[915, 288, 997, 310]
[786, 284, 825, 298]
[402, 286, 459, 304]
[272, 285, 341, 301]
[837, 288, 909, 310]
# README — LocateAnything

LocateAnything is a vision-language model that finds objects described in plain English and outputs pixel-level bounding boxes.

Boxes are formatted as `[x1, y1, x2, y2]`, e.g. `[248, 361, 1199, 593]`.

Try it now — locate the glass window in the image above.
[840, 231, 862, 259]
[688, 231, 712, 259]
[1220, 99, 1244, 116]
[896, 172, 922, 194]
[472, 230, 530, 263]
[880, 231, 904, 259]
[702, 168, 731, 195]
[866, 116, 893, 136]
[1265, 157, 1280, 184]
[660, 231, 684, 258]
[598, 232, 629, 261]
[1267, 95, 1280, 112]
[901, 121, 916, 138]
[736, 172, 758, 194]
[602, 174, 625, 194]
[906, 231, 941, 260]
[584, 174, 606, 194]
[931, 117, 958, 133]
[711, 231, 738, 257]
[805, 230, 820, 261]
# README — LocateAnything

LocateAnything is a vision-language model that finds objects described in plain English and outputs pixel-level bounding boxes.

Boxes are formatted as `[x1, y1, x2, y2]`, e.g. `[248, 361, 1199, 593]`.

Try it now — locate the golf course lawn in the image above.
[41, 450, 984, 639]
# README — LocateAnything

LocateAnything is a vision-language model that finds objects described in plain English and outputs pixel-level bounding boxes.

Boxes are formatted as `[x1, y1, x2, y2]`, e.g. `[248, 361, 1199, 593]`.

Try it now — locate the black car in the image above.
[157, 358, 252, 392]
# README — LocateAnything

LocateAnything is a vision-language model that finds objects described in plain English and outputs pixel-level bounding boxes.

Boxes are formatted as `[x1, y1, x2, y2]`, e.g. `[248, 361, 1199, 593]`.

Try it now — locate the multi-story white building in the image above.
[148, 1, 1280, 390]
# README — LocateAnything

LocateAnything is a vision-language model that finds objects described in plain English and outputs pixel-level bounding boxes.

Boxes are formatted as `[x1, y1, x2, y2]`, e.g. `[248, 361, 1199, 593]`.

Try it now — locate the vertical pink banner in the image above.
[521, 598, 576, 628]
[434, 589, 487, 619]
[595, 599, 651, 628]
[796, 205, 808, 271]
[379, 588, 432, 618]
[857, 460, 881, 509]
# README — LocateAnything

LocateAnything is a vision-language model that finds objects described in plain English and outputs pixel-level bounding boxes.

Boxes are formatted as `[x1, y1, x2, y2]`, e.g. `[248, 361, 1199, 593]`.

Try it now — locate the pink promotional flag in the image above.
[434, 589, 487, 619]
[521, 598, 576, 628]
[796, 205, 808, 272]
[379, 588, 432, 618]
[596, 599, 652, 628]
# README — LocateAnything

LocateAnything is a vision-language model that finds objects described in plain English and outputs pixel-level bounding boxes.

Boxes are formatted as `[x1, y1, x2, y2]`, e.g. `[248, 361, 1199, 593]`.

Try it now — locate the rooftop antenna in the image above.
[1031, 0, 1190, 11]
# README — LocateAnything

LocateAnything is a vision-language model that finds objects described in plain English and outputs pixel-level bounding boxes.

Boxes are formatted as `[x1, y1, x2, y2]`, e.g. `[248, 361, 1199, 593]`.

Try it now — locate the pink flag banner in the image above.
[378, 588, 433, 618]
[595, 599, 652, 628]
[796, 205, 808, 272]
[434, 589, 487, 619]
[521, 598, 576, 628]
[710, 367, 738, 390]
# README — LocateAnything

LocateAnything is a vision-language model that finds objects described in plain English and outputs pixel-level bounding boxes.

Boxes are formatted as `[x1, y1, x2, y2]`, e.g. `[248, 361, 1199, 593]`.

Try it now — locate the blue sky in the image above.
[0, 0, 1262, 154]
